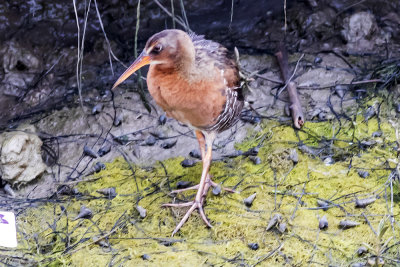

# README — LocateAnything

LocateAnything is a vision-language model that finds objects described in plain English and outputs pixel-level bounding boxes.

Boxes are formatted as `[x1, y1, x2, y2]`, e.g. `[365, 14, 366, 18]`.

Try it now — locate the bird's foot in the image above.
[170, 175, 236, 195]
[162, 199, 212, 236]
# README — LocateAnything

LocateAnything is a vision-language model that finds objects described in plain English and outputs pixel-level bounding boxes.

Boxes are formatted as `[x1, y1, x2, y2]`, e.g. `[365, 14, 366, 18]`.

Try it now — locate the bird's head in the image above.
[112, 29, 194, 90]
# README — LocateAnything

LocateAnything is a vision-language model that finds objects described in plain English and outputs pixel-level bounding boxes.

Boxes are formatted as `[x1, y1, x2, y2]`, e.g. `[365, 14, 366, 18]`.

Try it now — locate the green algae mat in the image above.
[5, 99, 400, 266]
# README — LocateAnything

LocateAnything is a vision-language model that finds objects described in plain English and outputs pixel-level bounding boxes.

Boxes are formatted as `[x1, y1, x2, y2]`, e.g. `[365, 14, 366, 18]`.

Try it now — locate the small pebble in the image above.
[92, 236, 109, 248]
[355, 197, 376, 208]
[360, 140, 376, 148]
[317, 200, 330, 211]
[248, 243, 259, 250]
[351, 262, 365, 267]
[97, 187, 117, 199]
[266, 213, 282, 231]
[372, 131, 382, 137]
[334, 84, 348, 98]
[244, 193, 257, 207]
[278, 222, 287, 233]
[113, 113, 123, 127]
[160, 139, 177, 149]
[181, 159, 196, 168]
[249, 156, 261, 165]
[319, 215, 328, 230]
[357, 246, 368, 256]
[83, 145, 98, 158]
[358, 170, 369, 178]
[3, 184, 16, 197]
[318, 111, 327, 120]
[364, 106, 376, 121]
[97, 144, 111, 157]
[176, 181, 192, 189]
[314, 56, 322, 64]
[144, 135, 157, 146]
[92, 103, 103, 115]
[324, 157, 334, 166]
[339, 220, 359, 229]
[150, 130, 165, 139]
[244, 147, 259, 156]
[93, 162, 106, 173]
[189, 149, 201, 159]
[367, 257, 384, 266]
[159, 114, 167, 125]
[74, 205, 93, 220]
[289, 149, 299, 164]
[142, 254, 150, 260]
[161, 241, 173, 246]
[136, 205, 147, 218]
[212, 184, 222, 196]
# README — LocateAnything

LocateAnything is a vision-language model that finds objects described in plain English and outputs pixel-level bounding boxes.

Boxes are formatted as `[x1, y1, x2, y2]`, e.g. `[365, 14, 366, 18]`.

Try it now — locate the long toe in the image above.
[171, 201, 211, 236]
[162, 201, 194, 208]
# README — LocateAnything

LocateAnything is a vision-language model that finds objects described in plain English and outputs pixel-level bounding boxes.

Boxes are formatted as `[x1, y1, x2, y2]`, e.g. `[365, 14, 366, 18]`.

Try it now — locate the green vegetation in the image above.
[14, 106, 400, 265]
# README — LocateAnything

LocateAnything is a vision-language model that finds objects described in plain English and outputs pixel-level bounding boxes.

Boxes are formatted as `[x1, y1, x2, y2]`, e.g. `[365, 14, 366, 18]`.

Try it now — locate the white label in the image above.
[0, 211, 17, 248]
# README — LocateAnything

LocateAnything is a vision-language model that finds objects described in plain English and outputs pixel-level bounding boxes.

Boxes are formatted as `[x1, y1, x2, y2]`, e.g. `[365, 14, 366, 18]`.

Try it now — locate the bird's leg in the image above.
[163, 132, 216, 236]
[169, 130, 235, 195]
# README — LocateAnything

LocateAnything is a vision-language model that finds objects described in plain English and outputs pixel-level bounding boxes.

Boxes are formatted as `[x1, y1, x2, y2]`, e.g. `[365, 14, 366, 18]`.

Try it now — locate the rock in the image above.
[319, 215, 328, 230]
[83, 145, 98, 158]
[324, 157, 334, 166]
[278, 222, 287, 233]
[143, 135, 157, 146]
[339, 220, 360, 229]
[248, 243, 259, 250]
[92, 103, 103, 115]
[113, 113, 123, 127]
[314, 56, 322, 64]
[181, 159, 196, 168]
[212, 184, 221, 196]
[0, 125, 47, 185]
[93, 162, 106, 173]
[289, 149, 299, 163]
[160, 139, 177, 149]
[176, 181, 192, 189]
[142, 254, 150, 260]
[266, 213, 282, 231]
[249, 156, 261, 165]
[372, 131, 382, 138]
[136, 205, 147, 218]
[357, 170, 369, 178]
[189, 149, 201, 159]
[74, 205, 93, 220]
[317, 200, 330, 211]
[158, 114, 167, 125]
[355, 197, 376, 208]
[341, 12, 386, 52]
[97, 187, 117, 199]
[357, 246, 368, 256]
[98, 144, 111, 157]
[334, 84, 348, 98]
[244, 193, 257, 207]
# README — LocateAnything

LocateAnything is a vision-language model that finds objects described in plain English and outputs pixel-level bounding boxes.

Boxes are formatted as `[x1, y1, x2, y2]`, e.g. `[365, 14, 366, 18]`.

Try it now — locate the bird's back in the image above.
[190, 33, 244, 133]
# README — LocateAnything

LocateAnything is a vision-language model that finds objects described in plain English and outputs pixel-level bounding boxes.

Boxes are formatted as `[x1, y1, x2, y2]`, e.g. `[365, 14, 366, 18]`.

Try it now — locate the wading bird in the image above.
[112, 29, 244, 236]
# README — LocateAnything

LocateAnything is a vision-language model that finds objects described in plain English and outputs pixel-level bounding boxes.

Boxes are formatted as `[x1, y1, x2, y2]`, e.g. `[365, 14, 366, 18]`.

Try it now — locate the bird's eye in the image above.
[153, 44, 163, 53]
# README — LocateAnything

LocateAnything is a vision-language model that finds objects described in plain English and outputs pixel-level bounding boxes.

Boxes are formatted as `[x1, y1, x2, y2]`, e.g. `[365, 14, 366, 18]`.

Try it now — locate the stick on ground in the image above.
[275, 44, 305, 129]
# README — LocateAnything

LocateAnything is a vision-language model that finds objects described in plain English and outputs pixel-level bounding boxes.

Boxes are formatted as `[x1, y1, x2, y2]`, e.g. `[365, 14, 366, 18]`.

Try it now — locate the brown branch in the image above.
[275, 44, 305, 129]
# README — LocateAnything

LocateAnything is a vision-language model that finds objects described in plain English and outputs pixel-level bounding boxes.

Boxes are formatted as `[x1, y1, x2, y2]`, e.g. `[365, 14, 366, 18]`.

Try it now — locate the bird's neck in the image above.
[174, 43, 196, 80]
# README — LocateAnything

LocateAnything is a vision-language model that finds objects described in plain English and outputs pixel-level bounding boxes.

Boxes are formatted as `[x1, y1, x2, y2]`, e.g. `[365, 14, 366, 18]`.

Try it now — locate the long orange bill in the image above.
[111, 51, 151, 90]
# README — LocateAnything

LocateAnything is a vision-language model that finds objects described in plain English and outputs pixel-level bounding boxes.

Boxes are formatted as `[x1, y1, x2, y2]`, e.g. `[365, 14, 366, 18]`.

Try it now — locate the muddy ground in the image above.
[1, 0, 400, 266]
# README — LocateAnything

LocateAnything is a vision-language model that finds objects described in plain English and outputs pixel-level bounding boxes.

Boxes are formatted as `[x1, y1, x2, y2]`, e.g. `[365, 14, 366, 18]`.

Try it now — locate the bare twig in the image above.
[275, 45, 305, 129]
